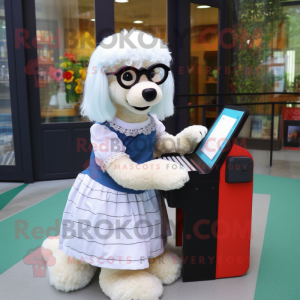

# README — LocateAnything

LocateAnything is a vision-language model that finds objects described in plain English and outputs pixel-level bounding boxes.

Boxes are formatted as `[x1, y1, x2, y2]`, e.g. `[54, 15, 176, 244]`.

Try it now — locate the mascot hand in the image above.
[176, 125, 208, 154]
[148, 159, 189, 191]
[106, 156, 189, 191]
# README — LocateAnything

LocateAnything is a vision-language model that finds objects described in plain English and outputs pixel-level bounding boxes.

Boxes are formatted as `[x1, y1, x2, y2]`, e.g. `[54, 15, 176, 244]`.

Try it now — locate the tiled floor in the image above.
[0, 179, 74, 221]
[1, 150, 299, 300]
[0, 194, 271, 300]
[249, 149, 300, 179]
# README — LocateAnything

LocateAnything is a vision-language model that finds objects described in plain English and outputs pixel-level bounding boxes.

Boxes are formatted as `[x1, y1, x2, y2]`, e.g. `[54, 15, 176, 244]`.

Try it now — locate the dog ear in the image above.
[150, 71, 174, 120]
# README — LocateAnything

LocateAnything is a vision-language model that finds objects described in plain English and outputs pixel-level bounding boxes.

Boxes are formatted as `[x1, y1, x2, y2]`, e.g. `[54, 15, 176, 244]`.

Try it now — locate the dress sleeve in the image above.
[150, 114, 169, 143]
[90, 123, 128, 171]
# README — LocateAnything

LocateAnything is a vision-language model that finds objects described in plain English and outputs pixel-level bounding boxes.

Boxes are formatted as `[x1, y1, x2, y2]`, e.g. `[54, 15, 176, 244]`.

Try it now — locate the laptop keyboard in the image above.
[161, 156, 196, 172]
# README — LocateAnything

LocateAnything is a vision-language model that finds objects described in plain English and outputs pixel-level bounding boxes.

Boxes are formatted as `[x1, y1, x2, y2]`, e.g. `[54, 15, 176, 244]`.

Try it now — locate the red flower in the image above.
[63, 70, 74, 83]
[64, 53, 75, 61]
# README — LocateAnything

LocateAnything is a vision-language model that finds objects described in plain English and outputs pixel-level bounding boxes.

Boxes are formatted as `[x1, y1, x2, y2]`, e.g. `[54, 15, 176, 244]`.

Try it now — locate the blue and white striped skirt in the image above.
[59, 173, 171, 270]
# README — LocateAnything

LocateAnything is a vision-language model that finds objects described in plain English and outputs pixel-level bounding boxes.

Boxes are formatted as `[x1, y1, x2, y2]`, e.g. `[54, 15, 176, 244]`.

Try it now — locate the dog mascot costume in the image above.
[42, 29, 207, 300]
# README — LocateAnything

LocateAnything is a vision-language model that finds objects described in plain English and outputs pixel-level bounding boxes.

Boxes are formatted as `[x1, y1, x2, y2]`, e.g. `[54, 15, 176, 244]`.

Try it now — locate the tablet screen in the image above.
[195, 108, 245, 168]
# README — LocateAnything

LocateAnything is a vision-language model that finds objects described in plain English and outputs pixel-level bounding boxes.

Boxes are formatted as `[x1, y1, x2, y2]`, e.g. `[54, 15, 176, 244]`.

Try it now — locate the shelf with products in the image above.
[36, 19, 59, 67]
[37, 42, 57, 46]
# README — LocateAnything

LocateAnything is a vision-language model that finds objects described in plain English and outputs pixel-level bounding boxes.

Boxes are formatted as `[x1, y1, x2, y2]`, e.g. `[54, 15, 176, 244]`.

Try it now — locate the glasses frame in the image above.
[106, 63, 171, 89]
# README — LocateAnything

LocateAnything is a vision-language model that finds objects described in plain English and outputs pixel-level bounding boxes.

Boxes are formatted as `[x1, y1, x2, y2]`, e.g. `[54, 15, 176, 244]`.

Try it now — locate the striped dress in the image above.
[59, 114, 171, 270]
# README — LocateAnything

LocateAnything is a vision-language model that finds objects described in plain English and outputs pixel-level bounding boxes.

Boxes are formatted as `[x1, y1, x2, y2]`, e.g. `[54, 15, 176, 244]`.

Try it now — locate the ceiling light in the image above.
[115, 0, 129, 3]
[197, 5, 210, 9]
[133, 20, 143, 24]
[90, 19, 95, 21]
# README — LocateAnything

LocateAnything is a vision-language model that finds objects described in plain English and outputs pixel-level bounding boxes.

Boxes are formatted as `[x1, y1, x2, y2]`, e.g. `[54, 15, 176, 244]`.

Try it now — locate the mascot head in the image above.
[81, 29, 174, 122]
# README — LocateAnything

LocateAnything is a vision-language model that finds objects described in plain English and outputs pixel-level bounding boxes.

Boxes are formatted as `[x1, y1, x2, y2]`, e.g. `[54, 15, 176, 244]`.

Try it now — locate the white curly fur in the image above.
[146, 250, 182, 285]
[41, 236, 59, 260]
[99, 268, 163, 300]
[47, 249, 97, 292]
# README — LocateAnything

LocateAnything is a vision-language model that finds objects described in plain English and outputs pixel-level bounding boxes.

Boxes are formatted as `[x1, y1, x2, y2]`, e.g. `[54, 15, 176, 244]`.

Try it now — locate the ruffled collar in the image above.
[107, 115, 156, 137]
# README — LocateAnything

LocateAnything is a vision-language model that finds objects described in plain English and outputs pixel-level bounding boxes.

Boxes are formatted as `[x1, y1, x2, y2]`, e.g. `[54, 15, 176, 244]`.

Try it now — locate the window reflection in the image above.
[0, 12, 14, 165]
[189, 4, 219, 128]
[229, 0, 300, 113]
[228, 0, 300, 151]
[35, 0, 95, 123]
[114, 0, 167, 42]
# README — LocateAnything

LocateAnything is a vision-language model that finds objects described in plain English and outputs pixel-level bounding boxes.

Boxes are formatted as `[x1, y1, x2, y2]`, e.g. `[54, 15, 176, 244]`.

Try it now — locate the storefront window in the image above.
[114, 0, 167, 42]
[0, 10, 14, 165]
[34, 0, 95, 123]
[189, 4, 219, 128]
[229, 0, 300, 150]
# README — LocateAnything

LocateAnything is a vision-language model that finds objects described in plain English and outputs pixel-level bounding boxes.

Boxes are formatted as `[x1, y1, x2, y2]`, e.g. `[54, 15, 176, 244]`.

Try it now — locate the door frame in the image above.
[0, 0, 33, 182]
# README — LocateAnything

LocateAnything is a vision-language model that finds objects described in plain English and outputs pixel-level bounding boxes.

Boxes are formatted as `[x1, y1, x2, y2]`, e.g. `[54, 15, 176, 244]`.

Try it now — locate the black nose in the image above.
[142, 88, 157, 102]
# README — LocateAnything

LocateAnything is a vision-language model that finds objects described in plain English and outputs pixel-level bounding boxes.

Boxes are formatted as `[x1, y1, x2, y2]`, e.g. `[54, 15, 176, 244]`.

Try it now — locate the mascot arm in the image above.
[105, 155, 189, 191]
[91, 122, 189, 191]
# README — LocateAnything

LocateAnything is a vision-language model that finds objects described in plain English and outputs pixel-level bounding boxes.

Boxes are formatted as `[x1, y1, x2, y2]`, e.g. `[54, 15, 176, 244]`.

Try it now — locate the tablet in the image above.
[185, 105, 249, 174]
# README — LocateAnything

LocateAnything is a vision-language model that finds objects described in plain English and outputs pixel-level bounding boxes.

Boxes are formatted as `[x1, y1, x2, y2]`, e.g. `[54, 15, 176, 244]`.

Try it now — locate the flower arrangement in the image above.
[49, 53, 88, 103]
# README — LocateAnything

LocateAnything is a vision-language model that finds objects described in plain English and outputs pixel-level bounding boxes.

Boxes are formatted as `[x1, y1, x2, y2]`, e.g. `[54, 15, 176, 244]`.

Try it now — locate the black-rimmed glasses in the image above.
[106, 63, 170, 89]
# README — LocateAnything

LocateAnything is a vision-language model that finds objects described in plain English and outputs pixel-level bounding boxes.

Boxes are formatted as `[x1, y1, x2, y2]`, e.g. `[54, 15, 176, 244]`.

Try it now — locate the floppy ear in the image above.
[81, 60, 116, 123]
[150, 71, 175, 120]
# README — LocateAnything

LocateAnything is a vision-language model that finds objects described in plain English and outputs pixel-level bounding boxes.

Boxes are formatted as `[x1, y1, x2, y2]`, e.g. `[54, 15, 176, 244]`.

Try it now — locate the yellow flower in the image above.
[60, 62, 67, 68]
[66, 84, 72, 90]
[67, 62, 71, 66]
[75, 79, 81, 84]
[79, 68, 86, 80]
[75, 84, 82, 94]
[59, 56, 64, 59]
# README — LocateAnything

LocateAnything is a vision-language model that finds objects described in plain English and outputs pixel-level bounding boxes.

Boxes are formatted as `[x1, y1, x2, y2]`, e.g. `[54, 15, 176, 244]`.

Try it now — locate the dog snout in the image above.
[142, 88, 157, 102]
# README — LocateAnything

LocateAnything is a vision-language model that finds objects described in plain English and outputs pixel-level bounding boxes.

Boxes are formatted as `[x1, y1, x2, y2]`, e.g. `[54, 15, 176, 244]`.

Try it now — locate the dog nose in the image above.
[142, 88, 157, 102]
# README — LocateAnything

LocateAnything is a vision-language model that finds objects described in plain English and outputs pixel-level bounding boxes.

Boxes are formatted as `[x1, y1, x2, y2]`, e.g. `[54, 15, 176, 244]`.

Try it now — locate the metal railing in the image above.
[174, 99, 300, 167]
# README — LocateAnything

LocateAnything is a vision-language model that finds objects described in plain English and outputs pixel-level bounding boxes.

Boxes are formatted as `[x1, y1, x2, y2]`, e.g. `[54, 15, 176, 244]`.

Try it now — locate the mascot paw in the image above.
[41, 236, 59, 261]
[177, 125, 208, 152]
[48, 250, 97, 292]
[147, 250, 182, 285]
[153, 159, 189, 191]
[100, 269, 163, 300]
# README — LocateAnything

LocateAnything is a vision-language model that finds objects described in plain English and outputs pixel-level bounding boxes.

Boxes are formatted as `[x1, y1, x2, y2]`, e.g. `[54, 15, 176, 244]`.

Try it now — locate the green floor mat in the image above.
[253, 174, 300, 300]
[0, 188, 70, 274]
[0, 184, 28, 211]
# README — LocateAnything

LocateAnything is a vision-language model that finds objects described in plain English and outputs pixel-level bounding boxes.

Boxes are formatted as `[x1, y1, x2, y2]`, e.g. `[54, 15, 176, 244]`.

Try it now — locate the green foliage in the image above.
[230, 0, 286, 104]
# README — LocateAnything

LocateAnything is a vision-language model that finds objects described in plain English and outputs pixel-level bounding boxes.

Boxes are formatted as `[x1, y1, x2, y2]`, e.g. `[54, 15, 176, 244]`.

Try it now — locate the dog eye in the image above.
[122, 72, 133, 81]
[150, 70, 155, 78]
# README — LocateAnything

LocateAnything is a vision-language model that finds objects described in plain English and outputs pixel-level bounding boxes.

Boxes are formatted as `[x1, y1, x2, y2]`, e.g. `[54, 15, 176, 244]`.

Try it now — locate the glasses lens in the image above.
[121, 70, 137, 87]
[150, 67, 166, 84]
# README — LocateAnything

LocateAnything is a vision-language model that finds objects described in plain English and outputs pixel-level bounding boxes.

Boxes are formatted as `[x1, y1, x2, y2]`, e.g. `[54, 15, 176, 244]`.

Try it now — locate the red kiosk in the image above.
[161, 106, 253, 282]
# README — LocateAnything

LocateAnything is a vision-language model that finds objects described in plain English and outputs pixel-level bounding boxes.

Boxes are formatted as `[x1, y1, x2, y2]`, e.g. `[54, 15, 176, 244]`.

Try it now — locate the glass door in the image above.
[189, 3, 219, 129]
[169, 0, 227, 246]
[174, 0, 227, 132]
[24, 0, 97, 180]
